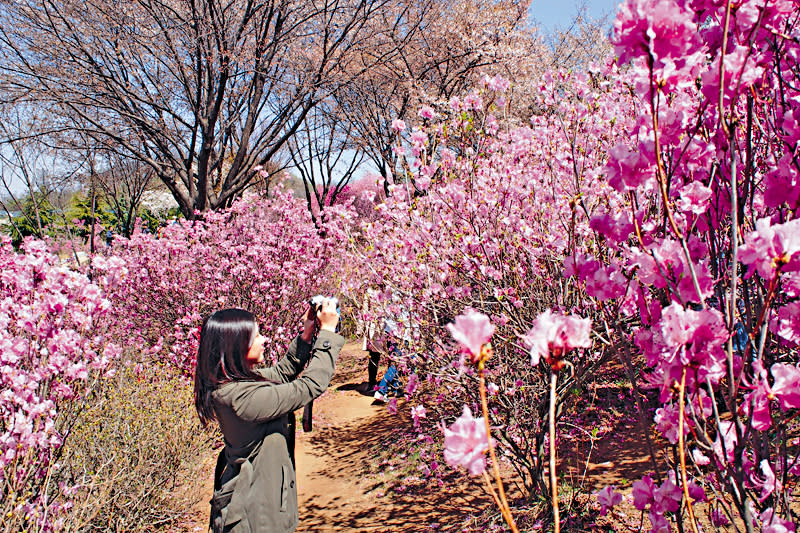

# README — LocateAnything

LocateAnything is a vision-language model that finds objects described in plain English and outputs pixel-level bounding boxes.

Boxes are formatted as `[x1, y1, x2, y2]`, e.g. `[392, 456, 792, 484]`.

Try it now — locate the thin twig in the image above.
[479, 362, 519, 532]
[677, 368, 700, 533]
[549, 370, 560, 533]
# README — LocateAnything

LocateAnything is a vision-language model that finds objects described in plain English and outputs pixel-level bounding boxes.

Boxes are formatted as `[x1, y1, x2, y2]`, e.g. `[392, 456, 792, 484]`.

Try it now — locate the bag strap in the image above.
[213, 447, 226, 492]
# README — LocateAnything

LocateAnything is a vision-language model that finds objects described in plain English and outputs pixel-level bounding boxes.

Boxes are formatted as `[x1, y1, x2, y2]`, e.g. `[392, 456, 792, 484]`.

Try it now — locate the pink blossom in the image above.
[649, 510, 671, 533]
[713, 420, 738, 464]
[595, 485, 623, 515]
[647, 303, 728, 395]
[391, 118, 406, 132]
[654, 403, 687, 444]
[739, 218, 800, 279]
[686, 479, 706, 502]
[613, 0, 698, 63]
[589, 210, 635, 244]
[447, 309, 495, 363]
[653, 474, 682, 514]
[606, 141, 657, 192]
[770, 363, 800, 410]
[764, 154, 800, 209]
[760, 508, 796, 533]
[710, 510, 730, 527]
[632, 475, 655, 510]
[612, 0, 703, 89]
[691, 448, 710, 466]
[410, 129, 428, 149]
[463, 92, 483, 111]
[743, 361, 773, 431]
[411, 405, 427, 428]
[418, 105, 435, 120]
[524, 310, 592, 367]
[583, 264, 627, 301]
[773, 302, 800, 345]
[443, 406, 489, 476]
[482, 74, 510, 93]
[757, 460, 782, 502]
[675, 181, 713, 214]
[405, 373, 419, 396]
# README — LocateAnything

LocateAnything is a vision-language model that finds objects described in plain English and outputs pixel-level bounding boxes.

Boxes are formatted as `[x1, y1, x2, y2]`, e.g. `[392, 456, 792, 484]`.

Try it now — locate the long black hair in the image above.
[193, 308, 266, 425]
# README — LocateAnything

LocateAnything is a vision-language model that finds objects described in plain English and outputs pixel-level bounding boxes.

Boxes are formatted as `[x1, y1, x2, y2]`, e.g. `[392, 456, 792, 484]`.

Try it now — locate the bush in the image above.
[0, 236, 119, 531]
[54, 363, 215, 531]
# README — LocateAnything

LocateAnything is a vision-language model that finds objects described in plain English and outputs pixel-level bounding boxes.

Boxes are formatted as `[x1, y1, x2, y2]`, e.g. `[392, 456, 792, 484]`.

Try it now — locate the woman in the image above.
[194, 299, 343, 532]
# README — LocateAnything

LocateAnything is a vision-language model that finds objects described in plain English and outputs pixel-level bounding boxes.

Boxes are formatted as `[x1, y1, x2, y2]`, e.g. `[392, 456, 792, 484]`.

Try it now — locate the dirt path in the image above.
[180, 341, 493, 532]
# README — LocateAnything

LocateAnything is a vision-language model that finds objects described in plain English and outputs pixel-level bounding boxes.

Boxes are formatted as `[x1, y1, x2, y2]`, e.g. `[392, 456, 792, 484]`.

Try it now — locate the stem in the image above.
[677, 368, 700, 533]
[719, 0, 733, 135]
[549, 371, 560, 533]
[479, 362, 519, 532]
[482, 470, 504, 512]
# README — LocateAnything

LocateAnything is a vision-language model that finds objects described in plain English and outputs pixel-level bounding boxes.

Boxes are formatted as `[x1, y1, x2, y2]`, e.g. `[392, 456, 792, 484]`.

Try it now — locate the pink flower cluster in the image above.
[443, 406, 489, 476]
[632, 473, 697, 532]
[524, 310, 592, 368]
[99, 189, 351, 376]
[1, 236, 119, 526]
[446, 309, 494, 366]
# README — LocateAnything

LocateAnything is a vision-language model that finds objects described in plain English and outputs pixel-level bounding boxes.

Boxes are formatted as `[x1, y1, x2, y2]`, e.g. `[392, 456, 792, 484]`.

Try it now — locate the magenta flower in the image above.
[760, 508, 796, 533]
[632, 475, 655, 510]
[713, 420, 738, 464]
[710, 510, 730, 527]
[481, 74, 510, 93]
[676, 181, 713, 214]
[595, 485, 623, 516]
[739, 218, 800, 279]
[447, 309, 495, 364]
[411, 405, 427, 429]
[743, 361, 773, 431]
[443, 406, 489, 476]
[524, 310, 592, 368]
[770, 363, 800, 410]
[653, 403, 687, 444]
[410, 129, 428, 147]
[463, 92, 483, 110]
[691, 448, 710, 466]
[405, 373, 419, 396]
[649, 511, 671, 533]
[418, 105, 435, 120]
[653, 474, 682, 514]
[758, 460, 782, 502]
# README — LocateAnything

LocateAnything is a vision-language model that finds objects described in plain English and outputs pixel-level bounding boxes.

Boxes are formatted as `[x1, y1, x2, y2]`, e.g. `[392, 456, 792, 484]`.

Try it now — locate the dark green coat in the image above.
[211, 330, 345, 532]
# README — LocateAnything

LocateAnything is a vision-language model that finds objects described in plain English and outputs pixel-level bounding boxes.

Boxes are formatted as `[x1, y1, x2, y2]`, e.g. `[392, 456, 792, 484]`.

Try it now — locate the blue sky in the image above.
[529, 0, 621, 34]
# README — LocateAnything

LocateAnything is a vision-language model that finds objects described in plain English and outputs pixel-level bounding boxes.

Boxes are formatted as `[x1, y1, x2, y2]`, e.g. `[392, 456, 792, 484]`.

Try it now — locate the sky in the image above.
[1, 1, 626, 200]
[529, 0, 621, 35]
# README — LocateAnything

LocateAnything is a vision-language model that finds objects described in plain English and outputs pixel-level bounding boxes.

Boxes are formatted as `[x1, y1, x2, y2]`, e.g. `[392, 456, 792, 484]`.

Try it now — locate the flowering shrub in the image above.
[349, 0, 800, 528]
[345, 67, 630, 511]
[0, 236, 119, 530]
[98, 189, 352, 375]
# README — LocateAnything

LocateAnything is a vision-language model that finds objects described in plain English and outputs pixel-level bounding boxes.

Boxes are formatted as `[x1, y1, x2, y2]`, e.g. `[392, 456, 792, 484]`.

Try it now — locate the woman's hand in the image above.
[317, 298, 339, 333]
[300, 305, 318, 343]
